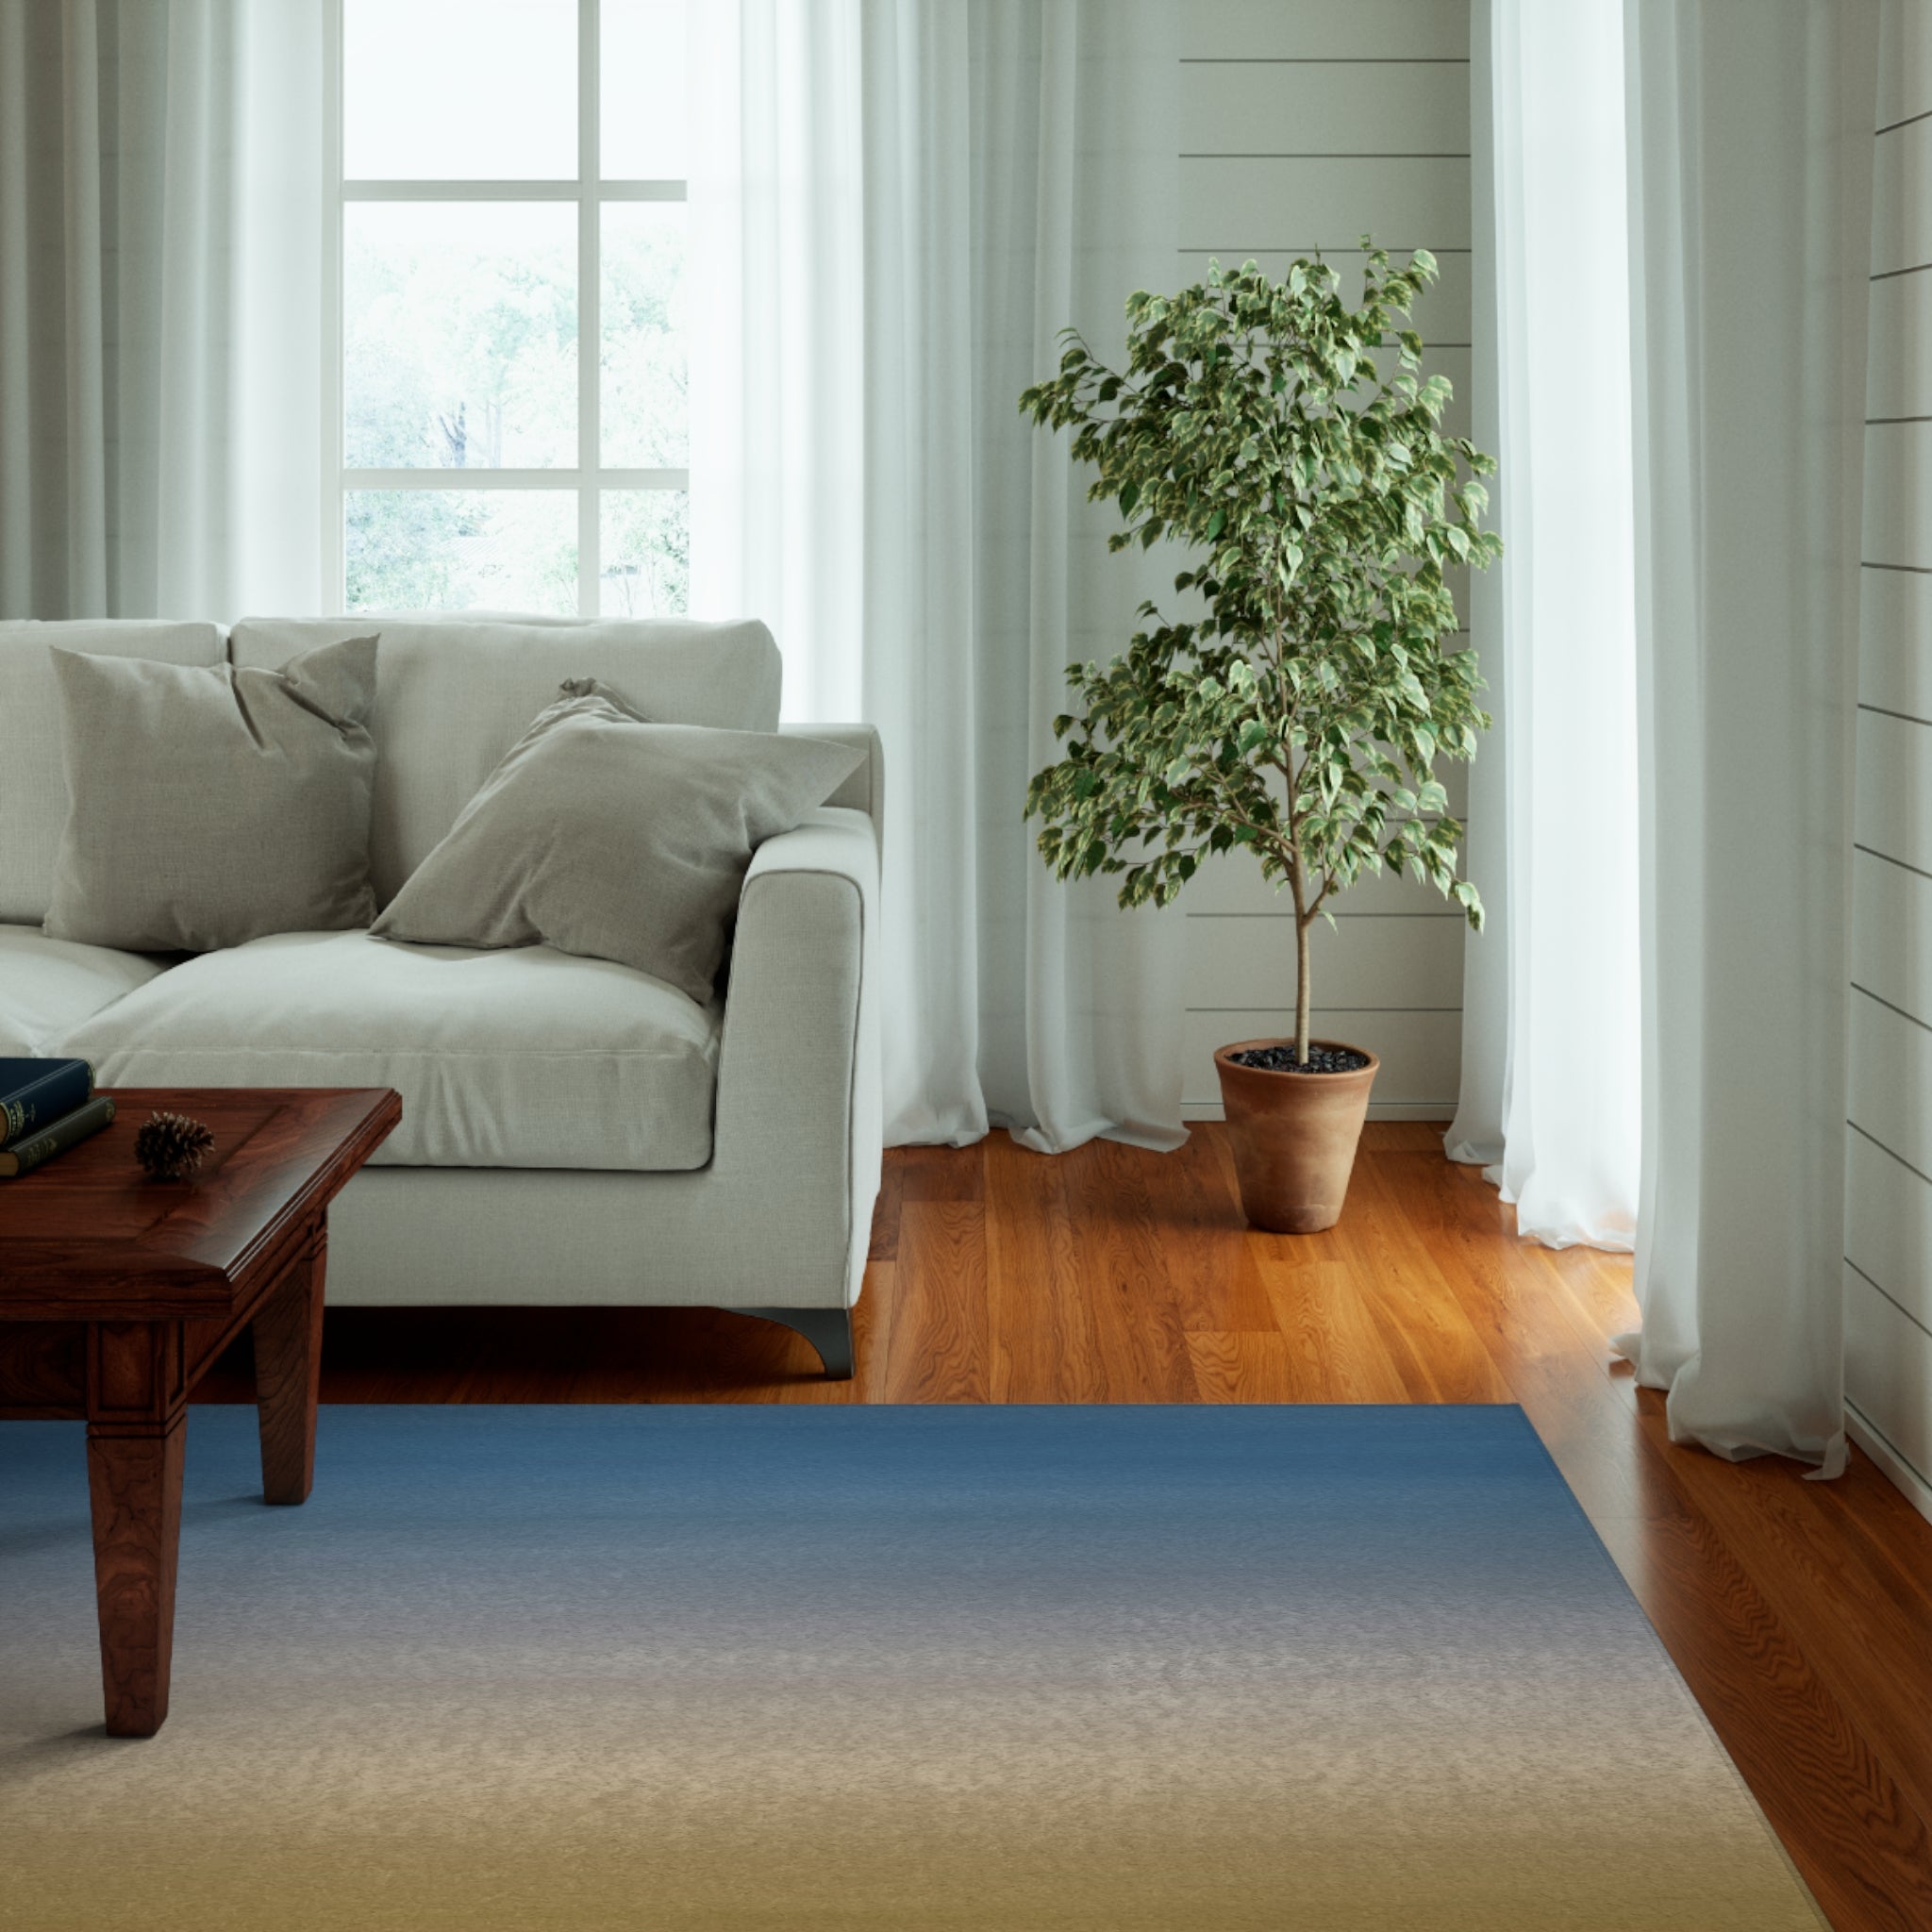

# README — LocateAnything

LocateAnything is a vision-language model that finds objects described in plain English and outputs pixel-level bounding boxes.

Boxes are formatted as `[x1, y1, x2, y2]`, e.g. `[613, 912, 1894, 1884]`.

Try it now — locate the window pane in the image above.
[601, 491, 688, 616]
[601, 203, 687, 466]
[343, 0, 576, 180]
[601, 0, 688, 179]
[345, 203, 576, 470]
[347, 491, 578, 614]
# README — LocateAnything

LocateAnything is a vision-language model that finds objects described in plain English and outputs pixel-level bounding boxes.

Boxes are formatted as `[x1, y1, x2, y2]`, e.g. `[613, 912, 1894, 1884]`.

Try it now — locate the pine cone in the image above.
[134, 1110, 215, 1181]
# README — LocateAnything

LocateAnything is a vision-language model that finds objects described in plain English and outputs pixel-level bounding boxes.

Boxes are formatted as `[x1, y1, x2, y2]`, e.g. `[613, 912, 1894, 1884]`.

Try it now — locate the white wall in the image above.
[1173, 0, 1475, 1120]
[1848, 0, 1932, 1522]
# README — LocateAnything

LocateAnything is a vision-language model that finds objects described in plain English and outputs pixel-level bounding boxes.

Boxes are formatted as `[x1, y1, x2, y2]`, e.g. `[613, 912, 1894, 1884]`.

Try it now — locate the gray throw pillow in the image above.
[43, 635, 380, 953]
[370, 681, 862, 1004]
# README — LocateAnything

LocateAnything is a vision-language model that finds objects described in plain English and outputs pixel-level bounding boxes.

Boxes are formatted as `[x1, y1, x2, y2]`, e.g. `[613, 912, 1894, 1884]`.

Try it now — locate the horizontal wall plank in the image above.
[1859, 560, 1932, 721]
[1181, 61, 1469, 157]
[1854, 845, 1932, 1023]
[1845, 1264, 1932, 1495]
[1862, 419, 1932, 568]
[1878, 0, 1932, 134]
[1856, 707, 1932, 873]
[1186, 910, 1464, 1009]
[1180, 1007, 1461, 1107]
[1179, 0, 1469, 62]
[1872, 114, 1932, 279]
[1848, 1125, 1932, 1333]
[1178, 248, 1474, 341]
[1850, 985, 1932, 1181]
[1182, 845, 1470, 916]
[1181, 156, 1472, 255]
[1867, 267, 1932, 421]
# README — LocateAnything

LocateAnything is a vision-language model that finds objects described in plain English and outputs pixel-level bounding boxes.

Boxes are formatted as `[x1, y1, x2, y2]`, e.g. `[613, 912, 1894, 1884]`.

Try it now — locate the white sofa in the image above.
[0, 616, 883, 1377]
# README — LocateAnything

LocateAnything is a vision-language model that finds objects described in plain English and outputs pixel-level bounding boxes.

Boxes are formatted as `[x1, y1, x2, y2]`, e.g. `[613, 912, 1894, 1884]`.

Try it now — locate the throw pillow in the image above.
[227, 616, 786, 906]
[43, 635, 380, 953]
[370, 682, 862, 1004]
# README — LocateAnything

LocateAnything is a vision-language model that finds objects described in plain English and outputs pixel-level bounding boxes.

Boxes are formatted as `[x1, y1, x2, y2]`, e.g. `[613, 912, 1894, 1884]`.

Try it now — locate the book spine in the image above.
[0, 1060, 95, 1151]
[0, 1095, 115, 1177]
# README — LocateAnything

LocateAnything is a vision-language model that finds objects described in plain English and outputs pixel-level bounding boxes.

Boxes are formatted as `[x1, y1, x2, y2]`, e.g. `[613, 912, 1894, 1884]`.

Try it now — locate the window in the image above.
[325, 0, 689, 617]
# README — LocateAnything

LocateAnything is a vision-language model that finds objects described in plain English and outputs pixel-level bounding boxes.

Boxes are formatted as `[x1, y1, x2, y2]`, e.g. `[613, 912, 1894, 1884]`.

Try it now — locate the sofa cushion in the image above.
[0, 924, 173, 1057]
[228, 617, 783, 905]
[43, 637, 380, 954]
[57, 929, 720, 1171]
[372, 684, 863, 1005]
[0, 621, 225, 925]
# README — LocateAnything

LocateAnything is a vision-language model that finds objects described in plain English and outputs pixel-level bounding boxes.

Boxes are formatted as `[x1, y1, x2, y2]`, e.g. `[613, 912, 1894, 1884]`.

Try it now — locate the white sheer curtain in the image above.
[1615, 0, 1876, 1472]
[689, 0, 1186, 1150]
[0, 0, 324, 621]
[1447, 0, 1642, 1251]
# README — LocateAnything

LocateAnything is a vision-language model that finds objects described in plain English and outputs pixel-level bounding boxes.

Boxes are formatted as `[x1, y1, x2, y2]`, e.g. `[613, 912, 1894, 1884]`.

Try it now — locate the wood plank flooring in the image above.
[192, 1123, 1932, 1932]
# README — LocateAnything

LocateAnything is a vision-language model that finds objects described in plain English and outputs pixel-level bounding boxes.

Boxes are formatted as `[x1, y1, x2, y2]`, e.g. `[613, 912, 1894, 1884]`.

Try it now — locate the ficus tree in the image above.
[1020, 243, 1502, 1066]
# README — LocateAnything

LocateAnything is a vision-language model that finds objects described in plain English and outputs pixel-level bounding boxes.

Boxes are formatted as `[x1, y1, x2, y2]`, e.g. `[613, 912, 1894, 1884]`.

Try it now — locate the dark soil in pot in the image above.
[1226, 1044, 1372, 1075]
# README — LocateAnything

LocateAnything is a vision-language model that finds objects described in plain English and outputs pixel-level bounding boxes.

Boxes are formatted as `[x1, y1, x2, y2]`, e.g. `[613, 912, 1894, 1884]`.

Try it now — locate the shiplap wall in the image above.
[1174, 0, 1474, 1120]
[1848, 0, 1932, 1524]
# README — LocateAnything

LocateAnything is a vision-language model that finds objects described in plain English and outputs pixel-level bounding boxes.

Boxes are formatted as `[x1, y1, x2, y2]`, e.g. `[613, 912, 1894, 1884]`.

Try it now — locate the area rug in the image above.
[1, 1404, 1819, 1930]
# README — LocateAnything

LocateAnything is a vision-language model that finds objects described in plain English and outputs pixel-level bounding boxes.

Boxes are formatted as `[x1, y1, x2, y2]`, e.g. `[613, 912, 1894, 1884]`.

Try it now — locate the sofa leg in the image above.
[727, 1307, 855, 1380]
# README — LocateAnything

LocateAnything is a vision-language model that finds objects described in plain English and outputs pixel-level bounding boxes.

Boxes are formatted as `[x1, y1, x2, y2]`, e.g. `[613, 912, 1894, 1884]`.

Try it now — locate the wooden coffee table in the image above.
[0, 1086, 400, 1737]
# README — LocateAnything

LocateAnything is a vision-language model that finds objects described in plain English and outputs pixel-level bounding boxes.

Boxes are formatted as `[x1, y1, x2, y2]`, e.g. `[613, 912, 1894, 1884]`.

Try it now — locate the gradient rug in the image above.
[1, 1405, 1819, 1930]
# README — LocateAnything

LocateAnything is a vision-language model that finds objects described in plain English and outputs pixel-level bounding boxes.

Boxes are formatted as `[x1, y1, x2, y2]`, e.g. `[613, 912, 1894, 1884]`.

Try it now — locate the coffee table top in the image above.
[0, 1088, 401, 1321]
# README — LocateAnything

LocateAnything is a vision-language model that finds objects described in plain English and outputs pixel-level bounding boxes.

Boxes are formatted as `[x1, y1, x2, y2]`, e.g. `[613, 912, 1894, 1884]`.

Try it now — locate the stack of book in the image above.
[0, 1058, 115, 1178]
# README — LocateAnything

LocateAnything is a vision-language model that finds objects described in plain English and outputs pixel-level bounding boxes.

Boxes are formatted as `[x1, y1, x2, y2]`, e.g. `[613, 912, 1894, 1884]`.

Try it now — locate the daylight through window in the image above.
[328, 0, 689, 616]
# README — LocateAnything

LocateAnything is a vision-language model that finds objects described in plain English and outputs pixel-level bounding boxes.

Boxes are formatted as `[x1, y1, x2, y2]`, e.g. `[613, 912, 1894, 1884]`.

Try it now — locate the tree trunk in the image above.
[1295, 914, 1312, 1065]
[1288, 845, 1312, 1066]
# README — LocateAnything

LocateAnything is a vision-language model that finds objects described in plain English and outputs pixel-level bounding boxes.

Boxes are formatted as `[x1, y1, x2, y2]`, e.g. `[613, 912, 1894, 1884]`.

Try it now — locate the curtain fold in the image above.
[0, 0, 322, 622]
[1445, 6, 1510, 1179]
[1447, 0, 1641, 1252]
[690, 0, 1185, 1150]
[1615, 0, 1877, 1471]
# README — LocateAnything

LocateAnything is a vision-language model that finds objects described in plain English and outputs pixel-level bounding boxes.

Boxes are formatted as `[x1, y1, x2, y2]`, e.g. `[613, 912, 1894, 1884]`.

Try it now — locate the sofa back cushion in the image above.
[228, 616, 782, 905]
[0, 621, 226, 926]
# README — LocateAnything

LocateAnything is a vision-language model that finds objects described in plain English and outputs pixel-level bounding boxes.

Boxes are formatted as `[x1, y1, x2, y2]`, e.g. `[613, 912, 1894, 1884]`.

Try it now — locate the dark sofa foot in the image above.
[728, 1307, 855, 1380]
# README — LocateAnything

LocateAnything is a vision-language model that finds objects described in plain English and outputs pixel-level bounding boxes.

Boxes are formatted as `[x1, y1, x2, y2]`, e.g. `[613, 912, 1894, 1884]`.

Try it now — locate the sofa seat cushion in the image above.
[0, 924, 174, 1057]
[57, 930, 720, 1172]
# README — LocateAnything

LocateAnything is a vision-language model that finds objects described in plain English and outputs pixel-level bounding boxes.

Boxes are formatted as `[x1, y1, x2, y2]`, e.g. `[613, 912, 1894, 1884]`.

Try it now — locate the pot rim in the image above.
[1214, 1036, 1382, 1076]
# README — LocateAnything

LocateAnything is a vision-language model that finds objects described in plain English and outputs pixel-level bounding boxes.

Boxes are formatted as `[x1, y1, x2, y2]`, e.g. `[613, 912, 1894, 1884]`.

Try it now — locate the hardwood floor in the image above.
[192, 1123, 1932, 1932]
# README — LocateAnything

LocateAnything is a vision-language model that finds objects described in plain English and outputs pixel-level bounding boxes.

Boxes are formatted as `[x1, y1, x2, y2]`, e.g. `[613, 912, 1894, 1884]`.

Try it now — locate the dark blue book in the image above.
[0, 1058, 95, 1152]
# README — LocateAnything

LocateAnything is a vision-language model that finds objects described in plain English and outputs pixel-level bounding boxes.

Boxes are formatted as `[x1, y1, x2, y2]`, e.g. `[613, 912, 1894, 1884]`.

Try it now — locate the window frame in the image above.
[322, 0, 689, 615]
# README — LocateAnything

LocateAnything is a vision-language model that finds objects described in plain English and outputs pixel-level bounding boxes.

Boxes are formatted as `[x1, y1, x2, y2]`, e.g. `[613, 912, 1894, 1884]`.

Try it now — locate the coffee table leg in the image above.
[87, 1414, 186, 1739]
[254, 1230, 325, 1506]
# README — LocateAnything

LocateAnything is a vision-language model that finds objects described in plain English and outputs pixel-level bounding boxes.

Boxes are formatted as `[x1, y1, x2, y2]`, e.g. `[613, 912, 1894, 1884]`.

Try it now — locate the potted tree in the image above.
[1021, 245, 1500, 1232]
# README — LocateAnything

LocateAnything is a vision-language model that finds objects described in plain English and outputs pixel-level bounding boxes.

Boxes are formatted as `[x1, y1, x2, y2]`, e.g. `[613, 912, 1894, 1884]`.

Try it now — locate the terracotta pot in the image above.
[1213, 1038, 1380, 1234]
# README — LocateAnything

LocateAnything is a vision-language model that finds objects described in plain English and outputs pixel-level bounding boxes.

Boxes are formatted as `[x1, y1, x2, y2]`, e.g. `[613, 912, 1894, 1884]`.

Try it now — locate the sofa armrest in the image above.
[708, 802, 882, 1307]
[780, 723, 883, 858]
